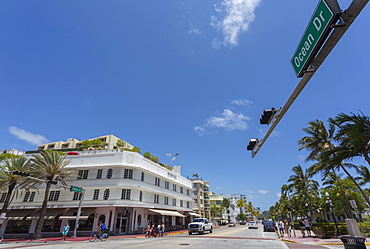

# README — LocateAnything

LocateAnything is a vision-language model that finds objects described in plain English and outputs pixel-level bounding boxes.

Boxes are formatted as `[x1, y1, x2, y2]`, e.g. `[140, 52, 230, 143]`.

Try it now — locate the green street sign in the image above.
[70, 186, 82, 193]
[291, 0, 341, 77]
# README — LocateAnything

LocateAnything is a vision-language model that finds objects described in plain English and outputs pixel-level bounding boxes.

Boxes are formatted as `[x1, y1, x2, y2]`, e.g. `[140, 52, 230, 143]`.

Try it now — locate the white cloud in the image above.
[276, 192, 281, 198]
[206, 109, 251, 131]
[230, 99, 253, 107]
[194, 126, 206, 136]
[211, 0, 261, 48]
[188, 26, 202, 35]
[259, 190, 269, 194]
[194, 108, 251, 135]
[243, 189, 254, 194]
[8, 126, 49, 146]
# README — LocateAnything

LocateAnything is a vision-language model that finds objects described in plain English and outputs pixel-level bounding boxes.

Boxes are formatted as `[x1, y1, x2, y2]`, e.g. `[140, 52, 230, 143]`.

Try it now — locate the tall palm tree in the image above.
[355, 165, 370, 186]
[210, 205, 222, 219]
[29, 151, 73, 240]
[0, 157, 32, 213]
[287, 165, 319, 220]
[298, 119, 357, 214]
[221, 197, 234, 223]
[236, 198, 247, 215]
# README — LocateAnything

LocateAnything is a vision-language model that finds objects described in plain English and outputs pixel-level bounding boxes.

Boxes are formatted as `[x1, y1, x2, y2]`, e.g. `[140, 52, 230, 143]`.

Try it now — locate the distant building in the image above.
[37, 134, 134, 151]
[1, 149, 24, 155]
[190, 176, 210, 219]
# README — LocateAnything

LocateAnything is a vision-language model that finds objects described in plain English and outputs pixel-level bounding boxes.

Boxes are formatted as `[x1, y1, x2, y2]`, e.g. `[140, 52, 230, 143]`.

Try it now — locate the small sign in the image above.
[70, 186, 82, 193]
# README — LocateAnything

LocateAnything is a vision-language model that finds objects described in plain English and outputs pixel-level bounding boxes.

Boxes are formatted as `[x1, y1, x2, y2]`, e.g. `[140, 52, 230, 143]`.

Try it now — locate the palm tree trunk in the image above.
[0, 183, 16, 213]
[340, 164, 370, 207]
[34, 183, 51, 240]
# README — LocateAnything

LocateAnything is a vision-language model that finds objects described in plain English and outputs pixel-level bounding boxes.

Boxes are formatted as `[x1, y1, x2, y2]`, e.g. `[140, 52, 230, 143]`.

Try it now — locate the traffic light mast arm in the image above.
[251, 0, 368, 158]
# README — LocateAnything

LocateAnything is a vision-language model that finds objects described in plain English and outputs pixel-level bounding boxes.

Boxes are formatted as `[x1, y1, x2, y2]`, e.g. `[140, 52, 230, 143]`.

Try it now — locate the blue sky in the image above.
[1, 0, 369, 211]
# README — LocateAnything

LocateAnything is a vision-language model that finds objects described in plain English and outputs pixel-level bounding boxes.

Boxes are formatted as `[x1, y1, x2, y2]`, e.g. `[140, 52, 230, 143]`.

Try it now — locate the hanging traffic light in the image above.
[12, 171, 30, 177]
[260, 108, 276, 125]
[46, 180, 58, 185]
[247, 139, 259, 151]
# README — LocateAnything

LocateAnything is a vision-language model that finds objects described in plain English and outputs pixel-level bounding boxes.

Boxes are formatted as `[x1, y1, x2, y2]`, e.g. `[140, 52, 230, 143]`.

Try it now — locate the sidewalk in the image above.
[279, 229, 370, 247]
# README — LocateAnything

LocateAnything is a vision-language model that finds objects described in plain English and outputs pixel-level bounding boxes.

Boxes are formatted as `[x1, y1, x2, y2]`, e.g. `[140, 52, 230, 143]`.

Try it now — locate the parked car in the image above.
[228, 222, 236, 227]
[263, 221, 276, 232]
[239, 221, 247, 225]
[248, 221, 258, 229]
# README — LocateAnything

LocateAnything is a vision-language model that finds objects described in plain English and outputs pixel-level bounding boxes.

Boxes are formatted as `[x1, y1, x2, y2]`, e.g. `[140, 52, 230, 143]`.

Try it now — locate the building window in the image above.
[173, 184, 176, 192]
[23, 192, 30, 202]
[48, 191, 60, 201]
[124, 169, 133, 179]
[107, 169, 113, 179]
[180, 200, 183, 207]
[187, 201, 190, 208]
[194, 199, 197, 204]
[73, 192, 82, 201]
[93, 189, 100, 200]
[154, 194, 159, 204]
[187, 189, 190, 195]
[180, 187, 183, 194]
[139, 191, 143, 201]
[121, 189, 131, 200]
[193, 183, 197, 188]
[172, 198, 176, 206]
[155, 177, 160, 186]
[97, 169, 102, 179]
[104, 189, 110, 200]
[29, 192, 36, 202]
[193, 191, 197, 195]
[165, 181, 169, 189]
[23, 191, 36, 202]
[164, 196, 169, 205]
[77, 170, 89, 180]
[141, 172, 144, 182]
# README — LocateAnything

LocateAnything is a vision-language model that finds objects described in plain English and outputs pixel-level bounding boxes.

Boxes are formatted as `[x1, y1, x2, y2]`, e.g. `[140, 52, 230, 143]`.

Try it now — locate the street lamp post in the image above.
[325, 192, 340, 236]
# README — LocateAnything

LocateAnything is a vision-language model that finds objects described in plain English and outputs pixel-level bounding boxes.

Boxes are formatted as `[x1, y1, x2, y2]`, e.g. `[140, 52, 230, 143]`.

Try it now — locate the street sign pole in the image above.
[73, 189, 85, 238]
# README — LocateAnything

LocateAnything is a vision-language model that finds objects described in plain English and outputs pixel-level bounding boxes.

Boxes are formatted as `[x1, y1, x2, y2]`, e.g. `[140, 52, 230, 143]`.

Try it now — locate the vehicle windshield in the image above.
[193, 219, 205, 223]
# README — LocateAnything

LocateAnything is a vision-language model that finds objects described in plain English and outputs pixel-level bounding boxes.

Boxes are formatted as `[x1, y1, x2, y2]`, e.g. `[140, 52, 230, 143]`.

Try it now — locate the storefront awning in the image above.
[59, 215, 89, 220]
[149, 209, 186, 217]
[188, 212, 201, 217]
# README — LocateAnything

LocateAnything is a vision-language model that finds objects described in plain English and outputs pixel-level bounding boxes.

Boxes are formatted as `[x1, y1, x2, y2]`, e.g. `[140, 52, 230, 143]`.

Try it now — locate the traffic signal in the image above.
[12, 171, 30, 177]
[46, 180, 58, 185]
[260, 108, 276, 125]
[247, 139, 259, 151]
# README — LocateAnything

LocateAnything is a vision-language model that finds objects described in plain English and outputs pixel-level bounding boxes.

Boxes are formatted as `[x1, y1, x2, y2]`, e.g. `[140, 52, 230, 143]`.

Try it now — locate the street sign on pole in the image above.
[291, 0, 341, 77]
[70, 186, 82, 193]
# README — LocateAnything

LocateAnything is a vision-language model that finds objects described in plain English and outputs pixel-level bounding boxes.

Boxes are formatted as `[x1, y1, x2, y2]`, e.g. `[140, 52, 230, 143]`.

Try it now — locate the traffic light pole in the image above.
[73, 188, 85, 238]
[252, 0, 369, 158]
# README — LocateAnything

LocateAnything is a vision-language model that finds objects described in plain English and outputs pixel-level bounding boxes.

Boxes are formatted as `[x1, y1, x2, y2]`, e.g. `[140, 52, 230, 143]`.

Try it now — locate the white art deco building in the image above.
[0, 150, 196, 236]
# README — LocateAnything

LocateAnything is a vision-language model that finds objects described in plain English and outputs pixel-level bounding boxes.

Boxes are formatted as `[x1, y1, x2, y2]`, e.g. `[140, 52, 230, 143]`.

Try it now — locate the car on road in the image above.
[228, 222, 236, 227]
[248, 221, 258, 229]
[188, 218, 213, 235]
[263, 221, 276, 232]
[239, 221, 246, 225]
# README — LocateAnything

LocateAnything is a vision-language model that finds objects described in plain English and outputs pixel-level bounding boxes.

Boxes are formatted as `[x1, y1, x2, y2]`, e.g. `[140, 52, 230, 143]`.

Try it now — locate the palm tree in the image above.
[330, 112, 370, 165]
[221, 197, 234, 223]
[298, 119, 357, 214]
[355, 165, 370, 186]
[0, 157, 32, 213]
[236, 198, 247, 215]
[29, 151, 73, 240]
[287, 165, 319, 220]
[210, 205, 222, 219]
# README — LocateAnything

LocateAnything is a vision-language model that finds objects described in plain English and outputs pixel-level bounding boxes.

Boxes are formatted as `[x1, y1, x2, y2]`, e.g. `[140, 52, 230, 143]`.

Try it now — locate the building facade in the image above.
[36, 134, 134, 151]
[0, 150, 195, 236]
[190, 177, 210, 219]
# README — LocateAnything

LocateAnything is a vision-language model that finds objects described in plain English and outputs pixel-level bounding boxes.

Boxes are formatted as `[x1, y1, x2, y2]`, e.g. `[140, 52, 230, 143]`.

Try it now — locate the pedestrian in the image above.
[278, 220, 284, 237]
[160, 223, 165, 237]
[299, 219, 306, 237]
[156, 223, 161, 236]
[287, 225, 292, 237]
[62, 222, 70, 241]
[145, 224, 151, 238]
[283, 220, 289, 236]
[304, 218, 311, 236]
[150, 224, 156, 237]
